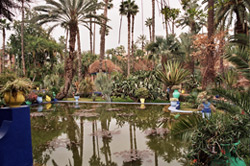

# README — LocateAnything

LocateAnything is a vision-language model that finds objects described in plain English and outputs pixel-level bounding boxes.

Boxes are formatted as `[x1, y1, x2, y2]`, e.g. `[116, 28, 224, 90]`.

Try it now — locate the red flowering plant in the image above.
[187, 113, 249, 165]
[26, 92, 38, 103]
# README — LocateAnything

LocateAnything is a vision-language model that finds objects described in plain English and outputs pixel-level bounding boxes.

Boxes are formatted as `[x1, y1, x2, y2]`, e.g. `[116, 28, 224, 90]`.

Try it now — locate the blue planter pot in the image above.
[37, 96, 43, 104]
[74, 96, 80, 102]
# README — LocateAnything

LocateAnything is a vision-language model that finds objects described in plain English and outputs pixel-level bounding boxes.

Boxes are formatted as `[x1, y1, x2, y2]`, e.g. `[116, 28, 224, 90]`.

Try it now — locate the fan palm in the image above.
[146, 35, 183, 69]
[119, 0, 138, 76]
[34, 0, 99, 99]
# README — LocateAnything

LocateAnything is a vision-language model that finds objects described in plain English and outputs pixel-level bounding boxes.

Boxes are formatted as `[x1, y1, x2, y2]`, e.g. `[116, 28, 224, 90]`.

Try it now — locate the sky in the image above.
[0, 0, 188, 54]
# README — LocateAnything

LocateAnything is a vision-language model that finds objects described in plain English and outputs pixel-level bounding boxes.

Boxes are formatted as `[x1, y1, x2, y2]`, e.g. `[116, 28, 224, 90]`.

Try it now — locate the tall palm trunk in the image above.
[93, 19, 96, 55]
[77, 26, 82, 82]
[235, 10, 246, 34]
[149, 25, 152, 41]
[152, 0, 155, 42]
[1, 27, 6, 73]
[202, 0, 215, 89]
[131, 15, 135, 71]
[21, 0, 26, 76]
[127, 14, 131, 76]
[64, 29, 68, 61]
[165, 22, 168, 38]
[90, 17, 93, 54]
[172, 21, 174, 34]
[56, 22, 77, 100]
[99, 0, 109, 72]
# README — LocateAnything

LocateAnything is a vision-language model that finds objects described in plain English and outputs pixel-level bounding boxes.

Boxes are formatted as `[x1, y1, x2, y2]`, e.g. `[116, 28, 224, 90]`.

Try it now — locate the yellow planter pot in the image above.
[140, 98, 145, 104]
[4, 91, 25, 107]
[45, 95, 51, 102]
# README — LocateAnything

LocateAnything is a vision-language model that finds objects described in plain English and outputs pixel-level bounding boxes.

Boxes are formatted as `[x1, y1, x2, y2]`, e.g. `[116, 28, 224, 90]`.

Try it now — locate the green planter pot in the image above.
[210, 141, 246, 166]
[173, 89, 180, 99]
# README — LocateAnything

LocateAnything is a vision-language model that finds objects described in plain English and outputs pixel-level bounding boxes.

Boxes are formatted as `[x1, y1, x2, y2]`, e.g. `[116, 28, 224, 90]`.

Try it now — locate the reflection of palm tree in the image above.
[89, 120, 104, 166]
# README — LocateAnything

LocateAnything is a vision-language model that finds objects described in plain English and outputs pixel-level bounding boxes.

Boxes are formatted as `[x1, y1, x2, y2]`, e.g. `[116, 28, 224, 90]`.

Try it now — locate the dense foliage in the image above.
[112, 70, 165, 101]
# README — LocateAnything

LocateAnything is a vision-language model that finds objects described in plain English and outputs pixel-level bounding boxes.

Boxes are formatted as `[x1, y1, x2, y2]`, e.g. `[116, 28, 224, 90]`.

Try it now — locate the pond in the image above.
[30, 103, 190, 166]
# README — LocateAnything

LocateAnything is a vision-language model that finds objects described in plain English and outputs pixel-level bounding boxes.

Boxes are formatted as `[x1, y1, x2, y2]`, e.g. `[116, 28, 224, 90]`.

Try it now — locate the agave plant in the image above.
[156, 61, 190, 90]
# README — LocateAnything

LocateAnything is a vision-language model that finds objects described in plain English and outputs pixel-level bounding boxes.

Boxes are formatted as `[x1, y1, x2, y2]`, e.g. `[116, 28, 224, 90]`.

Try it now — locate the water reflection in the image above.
[31, 103, 189, 166]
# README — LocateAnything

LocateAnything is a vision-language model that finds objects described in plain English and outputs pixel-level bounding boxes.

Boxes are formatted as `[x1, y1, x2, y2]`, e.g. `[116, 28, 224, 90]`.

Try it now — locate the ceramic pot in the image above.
[37, 96, 43, 104]
[173, 89, 180, 99]
[74, 96, 80, 102]
[45, 95, 51, 102]
[140, 98, 145, 104]
[4, 91, 25, 107]
[170, 101, 177, 107]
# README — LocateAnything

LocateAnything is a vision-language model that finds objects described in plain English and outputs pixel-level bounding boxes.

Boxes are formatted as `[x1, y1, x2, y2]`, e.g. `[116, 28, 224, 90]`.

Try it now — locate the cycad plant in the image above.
[94, 73, 113, 102]
[219, 68, 238, 89]
[157, 61, 190, 90]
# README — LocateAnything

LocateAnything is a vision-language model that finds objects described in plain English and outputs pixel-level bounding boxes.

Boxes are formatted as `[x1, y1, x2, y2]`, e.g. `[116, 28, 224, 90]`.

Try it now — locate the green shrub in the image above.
[135, 87, 149, 99]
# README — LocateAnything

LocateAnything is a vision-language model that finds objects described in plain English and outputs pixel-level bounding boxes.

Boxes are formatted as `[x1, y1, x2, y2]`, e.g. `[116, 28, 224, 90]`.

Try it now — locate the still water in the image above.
[30, 103, 189, 166]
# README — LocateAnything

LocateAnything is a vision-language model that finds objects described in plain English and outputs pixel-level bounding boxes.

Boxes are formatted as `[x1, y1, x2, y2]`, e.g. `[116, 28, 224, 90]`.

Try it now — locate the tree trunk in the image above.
[65, 29, 68, 61]
[99, 0, 109, 72]
[1, 27, 5, 73]
[202, 0, 215, 89]
[172, 22, 174, 34]
[235, 10, 246, 34]
[165, 22, 168, 38]
[77, 26, 82, 82]
[152, 0, 155, 42]
[127, 14, 131, 76]
[21, 0, 26, 76]
[93, 19, 96, 55]
[149, 26, 152, 42]
[90, 17, 93, 54]
[56, 22, 77, 100]
[131, 15, 135, 71]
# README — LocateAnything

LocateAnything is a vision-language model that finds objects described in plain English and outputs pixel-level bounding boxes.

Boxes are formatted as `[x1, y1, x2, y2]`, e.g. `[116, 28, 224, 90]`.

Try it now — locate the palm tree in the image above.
[119, 0, 138, 76]
[77, 26, 82, 81]
[131, 2, 139, 71]
[0, 0, 18, 21]
[21, 0, 25, 76]
[145, 18, 152, 41]
[202, 0, 215, 89]
[177, 0, 206, 34]
[161, 6, 180, 36]
[34, 0, 99, 99]
[0, 19, 10, 73]
[136, 34, 147, 50]
[152, 0, 155, 42]
[146, 35, 183, 69]
[100, 0, 113, 72]
[212, 0, 250, 34]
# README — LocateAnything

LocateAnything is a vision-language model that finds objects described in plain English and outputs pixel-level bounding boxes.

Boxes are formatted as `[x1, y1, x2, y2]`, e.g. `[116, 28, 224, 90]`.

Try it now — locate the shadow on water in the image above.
[30, 103, 191, 166]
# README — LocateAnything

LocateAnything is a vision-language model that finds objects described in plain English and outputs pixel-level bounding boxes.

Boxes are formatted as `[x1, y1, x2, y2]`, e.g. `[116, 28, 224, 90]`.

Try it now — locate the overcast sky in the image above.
[1, 0, 188, 54]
